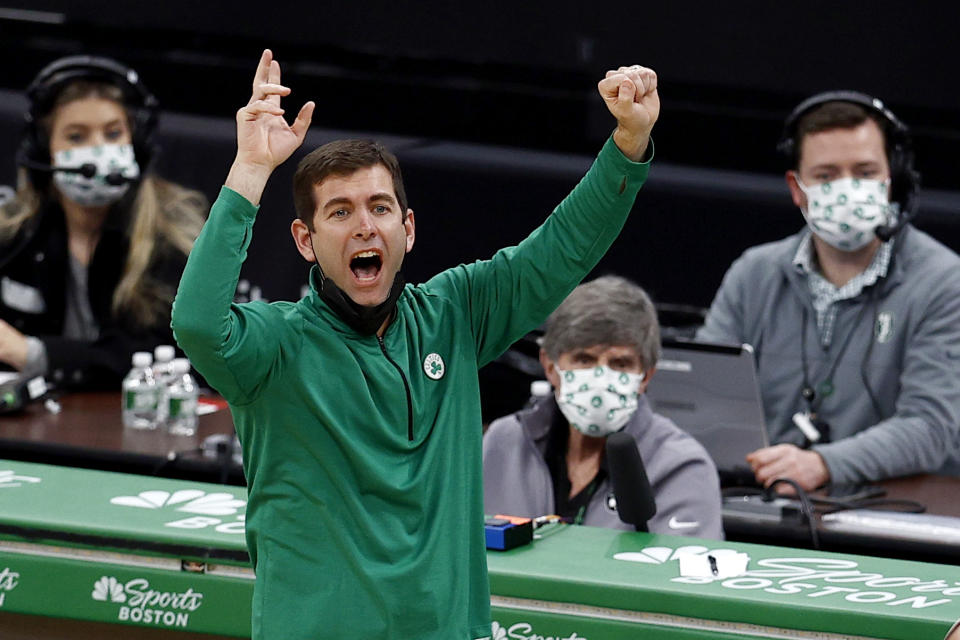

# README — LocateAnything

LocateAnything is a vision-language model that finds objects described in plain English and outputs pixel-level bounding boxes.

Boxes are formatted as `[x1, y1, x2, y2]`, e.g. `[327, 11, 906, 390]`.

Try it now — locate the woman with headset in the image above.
[0, 56, 206, 390]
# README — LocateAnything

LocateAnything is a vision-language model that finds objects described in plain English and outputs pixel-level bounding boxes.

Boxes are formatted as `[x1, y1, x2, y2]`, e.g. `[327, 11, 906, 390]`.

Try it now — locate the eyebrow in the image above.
[810, 159, 883, 170]
[61, 118, 126, 131]
[369, 192, 397, 205]
[321, 192, 397, 210]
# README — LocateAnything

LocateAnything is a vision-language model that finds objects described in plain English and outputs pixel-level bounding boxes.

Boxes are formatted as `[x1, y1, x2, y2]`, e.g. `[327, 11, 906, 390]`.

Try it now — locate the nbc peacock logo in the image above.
[92, 576, 126, 603]
[0, 470, 41, 489]
[110, 489, 245, 515]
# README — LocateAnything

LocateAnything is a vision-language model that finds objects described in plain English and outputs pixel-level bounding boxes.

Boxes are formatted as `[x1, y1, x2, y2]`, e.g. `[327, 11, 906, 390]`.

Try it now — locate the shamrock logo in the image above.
[422, 353, 445, 380]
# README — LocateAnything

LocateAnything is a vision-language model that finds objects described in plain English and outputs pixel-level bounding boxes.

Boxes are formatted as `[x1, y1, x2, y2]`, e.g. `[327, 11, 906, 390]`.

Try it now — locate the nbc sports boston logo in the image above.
[0, 469, 41, 488]
[0, 566, 20, 607]
[489, 620, 587, 640]
[109, 488, 247, 533]
[614, 544, 960, 609]
[91, 575, 204, 628]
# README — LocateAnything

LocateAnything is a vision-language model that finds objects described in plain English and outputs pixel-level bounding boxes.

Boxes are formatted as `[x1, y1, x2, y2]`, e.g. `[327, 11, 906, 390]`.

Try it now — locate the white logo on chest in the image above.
[423, 353, 445, 380]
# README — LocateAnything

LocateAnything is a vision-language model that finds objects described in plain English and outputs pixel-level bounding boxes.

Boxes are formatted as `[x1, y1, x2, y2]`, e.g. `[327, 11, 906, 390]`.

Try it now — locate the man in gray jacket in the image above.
[483, 275, 724, 540]
[698, 91, 960, 491]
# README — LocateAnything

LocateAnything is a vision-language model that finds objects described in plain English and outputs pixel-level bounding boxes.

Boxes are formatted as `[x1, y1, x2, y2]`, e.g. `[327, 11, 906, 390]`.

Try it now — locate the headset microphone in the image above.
[16, 153, 135, 185]
[874, 211, 907, 242]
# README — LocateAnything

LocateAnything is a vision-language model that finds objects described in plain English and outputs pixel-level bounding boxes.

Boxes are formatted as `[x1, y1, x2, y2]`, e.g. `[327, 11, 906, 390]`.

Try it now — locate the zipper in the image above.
[377, 335, 414, 441]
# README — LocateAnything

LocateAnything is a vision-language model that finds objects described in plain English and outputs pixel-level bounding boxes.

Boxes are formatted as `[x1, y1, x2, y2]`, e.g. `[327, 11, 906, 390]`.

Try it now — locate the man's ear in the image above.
[291, 218, 317, 263]
[785, 170, 806, 210]
[404, 208, 416, 253]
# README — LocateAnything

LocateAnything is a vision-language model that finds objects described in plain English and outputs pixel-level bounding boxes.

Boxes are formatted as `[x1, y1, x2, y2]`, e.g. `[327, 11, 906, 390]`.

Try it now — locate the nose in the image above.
[352, 210, 376, 240]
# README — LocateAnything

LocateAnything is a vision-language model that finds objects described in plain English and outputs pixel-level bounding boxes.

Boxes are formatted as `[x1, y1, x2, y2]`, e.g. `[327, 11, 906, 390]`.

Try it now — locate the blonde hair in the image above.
[0, 80, 207, 330]
[113, 175, 206, 327]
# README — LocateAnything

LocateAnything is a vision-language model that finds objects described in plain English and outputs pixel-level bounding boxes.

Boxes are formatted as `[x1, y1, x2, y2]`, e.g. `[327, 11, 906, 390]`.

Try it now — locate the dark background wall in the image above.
[1, 2, 958, 418]
[2, 2, 959, 186]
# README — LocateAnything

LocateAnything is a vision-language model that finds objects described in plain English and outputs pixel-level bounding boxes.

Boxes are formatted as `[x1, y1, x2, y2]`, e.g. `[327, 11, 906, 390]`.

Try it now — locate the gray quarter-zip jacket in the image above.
[483, 394, 724, 539]
[698, 226, 960, 484]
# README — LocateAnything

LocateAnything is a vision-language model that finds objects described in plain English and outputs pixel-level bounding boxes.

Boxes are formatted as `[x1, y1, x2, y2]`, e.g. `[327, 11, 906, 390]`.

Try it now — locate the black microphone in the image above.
[874, 219, 902, 242]
[605, 431, 657, 532]
[18, 156, 135, 185]
[875, 184, 919, 242]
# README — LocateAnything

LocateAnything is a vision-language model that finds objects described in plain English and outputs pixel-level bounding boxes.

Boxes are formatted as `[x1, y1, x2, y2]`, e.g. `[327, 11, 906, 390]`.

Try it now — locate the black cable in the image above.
[766, 478, 820, 550]
[816, 497, 926, 515]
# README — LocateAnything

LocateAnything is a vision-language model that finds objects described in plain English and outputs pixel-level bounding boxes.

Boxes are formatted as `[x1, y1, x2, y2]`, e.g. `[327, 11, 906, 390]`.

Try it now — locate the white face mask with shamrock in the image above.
[555, 365, 645, 437]
[795, 176, 891, 251]
[52, 143, 140, 207]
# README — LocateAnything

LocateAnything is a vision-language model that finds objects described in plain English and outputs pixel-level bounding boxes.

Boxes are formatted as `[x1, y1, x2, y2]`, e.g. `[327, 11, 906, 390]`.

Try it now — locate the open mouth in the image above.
[350, 250, 383, 282]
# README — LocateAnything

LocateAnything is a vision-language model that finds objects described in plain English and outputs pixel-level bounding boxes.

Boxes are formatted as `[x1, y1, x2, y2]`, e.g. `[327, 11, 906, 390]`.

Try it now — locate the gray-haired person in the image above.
[483, 275, 723, 538]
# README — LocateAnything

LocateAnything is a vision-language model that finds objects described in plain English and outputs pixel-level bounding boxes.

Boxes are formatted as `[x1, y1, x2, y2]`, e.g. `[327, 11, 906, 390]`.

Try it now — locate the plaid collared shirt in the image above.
[793, 232, 893, 347]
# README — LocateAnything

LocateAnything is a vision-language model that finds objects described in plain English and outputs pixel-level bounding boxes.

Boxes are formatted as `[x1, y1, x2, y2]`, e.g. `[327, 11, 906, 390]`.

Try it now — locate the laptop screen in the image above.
[646, 339, 769, 478]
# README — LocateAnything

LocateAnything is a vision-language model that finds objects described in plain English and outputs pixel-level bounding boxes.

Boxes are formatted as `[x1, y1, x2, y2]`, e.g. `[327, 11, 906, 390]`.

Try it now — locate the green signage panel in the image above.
[488, 525, 960, 639]
[2, 459, 959, 638]
[0, 551, 251, 636]
[0, 459, 247, 563]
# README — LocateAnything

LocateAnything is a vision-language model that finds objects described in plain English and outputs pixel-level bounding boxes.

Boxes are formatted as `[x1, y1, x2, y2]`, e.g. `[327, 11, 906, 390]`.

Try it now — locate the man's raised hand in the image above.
[227, 49, 315, 205]
[598, 65, 660, 162]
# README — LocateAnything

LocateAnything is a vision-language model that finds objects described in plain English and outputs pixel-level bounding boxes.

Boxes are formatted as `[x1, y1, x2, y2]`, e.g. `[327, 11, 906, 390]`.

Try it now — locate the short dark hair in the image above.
[794, 101, 888, 168]
[541, 275, 661, 371]
[292, 139, 408, 230]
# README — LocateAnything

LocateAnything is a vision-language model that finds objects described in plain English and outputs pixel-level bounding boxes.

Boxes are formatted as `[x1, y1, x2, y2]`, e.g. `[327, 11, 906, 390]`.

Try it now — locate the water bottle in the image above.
[525, 379, 553, 408]
[153, 344, 176, 386]
[122, 351, 158, 429]
[161, 358, 199, 436]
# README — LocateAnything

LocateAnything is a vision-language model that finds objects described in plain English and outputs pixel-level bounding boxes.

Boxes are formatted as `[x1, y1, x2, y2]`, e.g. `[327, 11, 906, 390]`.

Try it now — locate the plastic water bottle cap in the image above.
[172, 358, 191, 375]
[132, 351, 153, 367]
[530, 380, 553, 397]
[154, 345, 175, 362]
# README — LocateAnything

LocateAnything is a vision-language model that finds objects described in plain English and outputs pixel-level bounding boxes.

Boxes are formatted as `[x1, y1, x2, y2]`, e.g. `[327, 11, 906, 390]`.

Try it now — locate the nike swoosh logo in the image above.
[668, 516, 700, 530]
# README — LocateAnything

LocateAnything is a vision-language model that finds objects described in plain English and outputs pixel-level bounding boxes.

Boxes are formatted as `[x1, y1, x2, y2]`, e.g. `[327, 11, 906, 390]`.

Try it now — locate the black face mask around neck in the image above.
[315, 265, 406, 335]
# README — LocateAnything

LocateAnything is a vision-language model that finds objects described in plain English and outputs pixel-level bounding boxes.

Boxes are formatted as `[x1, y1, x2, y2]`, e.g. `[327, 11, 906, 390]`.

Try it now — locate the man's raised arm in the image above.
[598, 65, 659, 162]
[172, 50, 313, 403]
[457, 64, 660, 368]
[226, 49, 315, 205]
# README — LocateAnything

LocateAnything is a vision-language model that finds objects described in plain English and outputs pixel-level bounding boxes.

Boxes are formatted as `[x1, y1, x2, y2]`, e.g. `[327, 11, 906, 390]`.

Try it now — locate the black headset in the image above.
[777, 90, 920, 241]
[17, 55, 159, 189]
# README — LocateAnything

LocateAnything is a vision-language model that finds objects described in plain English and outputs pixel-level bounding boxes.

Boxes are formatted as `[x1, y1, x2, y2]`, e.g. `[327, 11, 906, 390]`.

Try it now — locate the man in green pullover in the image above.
[172, 49, 658, 640]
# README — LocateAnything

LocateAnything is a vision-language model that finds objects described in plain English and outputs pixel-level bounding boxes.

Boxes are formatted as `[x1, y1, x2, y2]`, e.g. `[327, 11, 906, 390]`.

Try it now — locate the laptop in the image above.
[646, 339, 769, 480]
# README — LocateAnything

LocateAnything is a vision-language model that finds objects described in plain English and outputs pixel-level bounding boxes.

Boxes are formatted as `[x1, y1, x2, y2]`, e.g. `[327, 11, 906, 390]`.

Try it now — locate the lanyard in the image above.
[799, 294, 875, 419]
